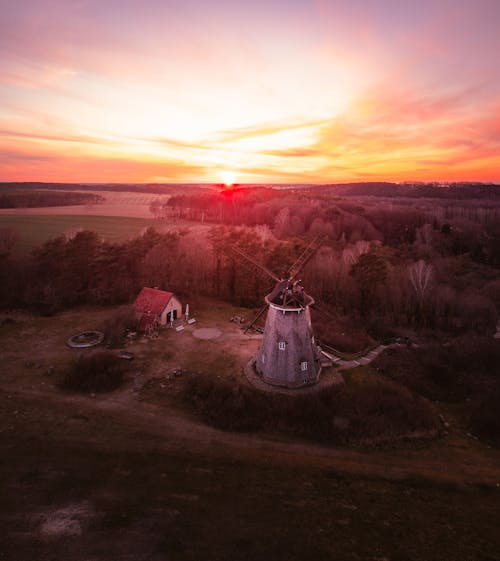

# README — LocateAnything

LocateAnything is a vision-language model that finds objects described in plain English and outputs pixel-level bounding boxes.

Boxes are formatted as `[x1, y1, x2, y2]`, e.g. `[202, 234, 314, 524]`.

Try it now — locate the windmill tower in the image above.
[231, 238, 322, 389]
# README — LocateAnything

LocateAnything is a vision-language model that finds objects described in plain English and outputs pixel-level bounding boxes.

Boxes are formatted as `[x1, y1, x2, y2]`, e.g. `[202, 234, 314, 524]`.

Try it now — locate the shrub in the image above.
[101, 306, 137, 348]
[184, 375, 269, 431]
[59, 351, 125, 393]
[374, 337, 500, 402]
[183, 374, 438, 445]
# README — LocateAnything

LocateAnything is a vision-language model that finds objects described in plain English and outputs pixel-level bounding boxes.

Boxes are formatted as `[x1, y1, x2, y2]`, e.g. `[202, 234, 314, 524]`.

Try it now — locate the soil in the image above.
[1, 302, 500, 561]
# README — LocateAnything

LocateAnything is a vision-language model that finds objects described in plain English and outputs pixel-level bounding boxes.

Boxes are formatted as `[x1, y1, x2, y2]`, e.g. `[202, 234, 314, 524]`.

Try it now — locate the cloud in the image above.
[259, 148, 320, 158]
[1, 1, 500, 182]
[0, 128, 115, 146]
[0, 143, 208, 183]
[212, 119, 326, 143]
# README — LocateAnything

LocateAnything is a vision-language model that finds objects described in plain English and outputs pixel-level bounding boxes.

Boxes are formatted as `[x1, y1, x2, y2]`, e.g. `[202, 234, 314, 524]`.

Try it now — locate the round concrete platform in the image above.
[192, 327, 222, 340]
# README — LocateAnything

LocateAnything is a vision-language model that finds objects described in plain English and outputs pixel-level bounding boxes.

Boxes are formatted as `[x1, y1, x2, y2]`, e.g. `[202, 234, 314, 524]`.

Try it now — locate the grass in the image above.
[0, 214, 156, 255]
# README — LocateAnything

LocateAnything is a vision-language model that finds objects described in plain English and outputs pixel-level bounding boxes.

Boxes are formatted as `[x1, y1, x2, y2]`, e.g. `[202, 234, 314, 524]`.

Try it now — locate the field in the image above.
[0, 214, 159, 255]
[0, 188, 175, 254]
[1, 302, 500, 561]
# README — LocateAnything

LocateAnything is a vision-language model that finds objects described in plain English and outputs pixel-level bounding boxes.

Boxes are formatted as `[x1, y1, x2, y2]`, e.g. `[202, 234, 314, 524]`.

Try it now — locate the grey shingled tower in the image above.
[256, 279, 321, 388]
[231, 237, 322, 389]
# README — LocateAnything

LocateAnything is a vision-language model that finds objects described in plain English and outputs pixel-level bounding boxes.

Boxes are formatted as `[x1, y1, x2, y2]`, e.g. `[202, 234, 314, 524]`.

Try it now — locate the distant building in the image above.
[133, 287, 182, 331]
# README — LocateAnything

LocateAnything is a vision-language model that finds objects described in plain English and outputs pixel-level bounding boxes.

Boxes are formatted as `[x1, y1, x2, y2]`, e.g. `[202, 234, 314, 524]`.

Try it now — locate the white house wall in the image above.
[159, 296, 183, 325]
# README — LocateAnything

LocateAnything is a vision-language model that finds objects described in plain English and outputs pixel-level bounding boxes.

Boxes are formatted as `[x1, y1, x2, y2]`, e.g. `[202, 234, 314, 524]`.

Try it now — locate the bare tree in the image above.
[342, 240, 370, 266]
[408, 260, 433, 303]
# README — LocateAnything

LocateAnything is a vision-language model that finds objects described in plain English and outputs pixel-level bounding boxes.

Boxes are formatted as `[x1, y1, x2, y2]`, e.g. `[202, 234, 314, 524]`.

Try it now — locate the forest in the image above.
[1, 185, 499, 442]
[0, 189, 103, 208]
[2, 185, 499, 333]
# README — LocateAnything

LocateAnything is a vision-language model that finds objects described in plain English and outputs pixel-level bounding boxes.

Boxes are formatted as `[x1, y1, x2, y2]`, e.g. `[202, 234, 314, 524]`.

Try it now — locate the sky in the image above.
[1, 0, 500, 184]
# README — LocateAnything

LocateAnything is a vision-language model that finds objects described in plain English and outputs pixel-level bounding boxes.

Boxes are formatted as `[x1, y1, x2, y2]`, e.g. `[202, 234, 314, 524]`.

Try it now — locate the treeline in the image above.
[154, 188, 500, 268]
[4, 181, 498, 199]
[1, 219, 497, 342]
[204, 226, 499, 338]
[1, 182, 213, 196]
[0, 190, 103, 208]
[310, 182, 500, 200]
[0, 228, 182, 313]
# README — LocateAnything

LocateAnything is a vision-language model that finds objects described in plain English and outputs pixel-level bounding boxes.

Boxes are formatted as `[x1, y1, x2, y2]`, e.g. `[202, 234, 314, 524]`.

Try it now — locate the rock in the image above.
[133, 374, 145, 391]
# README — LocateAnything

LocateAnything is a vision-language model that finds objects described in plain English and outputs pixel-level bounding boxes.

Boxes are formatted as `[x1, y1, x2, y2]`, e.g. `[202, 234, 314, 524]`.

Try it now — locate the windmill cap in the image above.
[265, 280, 314, 309]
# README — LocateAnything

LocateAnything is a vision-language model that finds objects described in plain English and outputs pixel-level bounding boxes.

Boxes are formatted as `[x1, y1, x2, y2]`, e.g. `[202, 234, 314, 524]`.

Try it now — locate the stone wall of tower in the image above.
[256, 304, 320, 388]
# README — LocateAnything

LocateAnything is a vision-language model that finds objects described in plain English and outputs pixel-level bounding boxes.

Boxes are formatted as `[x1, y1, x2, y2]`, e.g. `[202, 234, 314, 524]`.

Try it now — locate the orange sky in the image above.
[1, 0, 500, 183]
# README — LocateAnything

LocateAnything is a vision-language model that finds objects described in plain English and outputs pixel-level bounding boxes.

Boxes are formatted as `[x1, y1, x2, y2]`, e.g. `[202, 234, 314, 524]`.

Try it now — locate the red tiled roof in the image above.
[134, 287, 175, 330]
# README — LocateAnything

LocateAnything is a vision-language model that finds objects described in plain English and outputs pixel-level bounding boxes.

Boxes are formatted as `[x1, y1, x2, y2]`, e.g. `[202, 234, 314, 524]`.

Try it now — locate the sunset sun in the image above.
[218, 170, 238, 187]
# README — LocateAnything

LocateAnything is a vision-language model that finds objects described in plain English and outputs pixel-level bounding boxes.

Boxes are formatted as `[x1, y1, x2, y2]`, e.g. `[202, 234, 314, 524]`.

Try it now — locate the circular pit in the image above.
[66, 330, 105, 348]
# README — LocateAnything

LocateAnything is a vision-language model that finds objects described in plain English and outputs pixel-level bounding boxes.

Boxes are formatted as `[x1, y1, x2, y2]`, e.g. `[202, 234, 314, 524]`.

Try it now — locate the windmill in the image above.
[230, 237, 323, 389]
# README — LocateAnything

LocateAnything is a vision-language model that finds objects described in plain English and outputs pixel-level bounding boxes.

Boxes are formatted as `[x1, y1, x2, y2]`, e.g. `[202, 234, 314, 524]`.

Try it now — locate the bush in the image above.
[101, 306, 137, 348]
[374, 337, 500, 402]
[183, 374, 438, 445]
[59, 351, 125, 393]
[184, 376, 270, 431]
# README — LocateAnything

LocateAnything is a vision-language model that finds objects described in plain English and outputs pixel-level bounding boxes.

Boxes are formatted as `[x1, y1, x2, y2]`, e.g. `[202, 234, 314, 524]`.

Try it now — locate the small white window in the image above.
[278, 341, 286, 350]
[261, 354, 265, 363]
[300, 361, 308, 371]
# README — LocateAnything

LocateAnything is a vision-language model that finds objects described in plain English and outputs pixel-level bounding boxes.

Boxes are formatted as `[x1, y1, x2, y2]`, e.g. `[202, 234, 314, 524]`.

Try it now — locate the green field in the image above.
[0, 214, 157, 255]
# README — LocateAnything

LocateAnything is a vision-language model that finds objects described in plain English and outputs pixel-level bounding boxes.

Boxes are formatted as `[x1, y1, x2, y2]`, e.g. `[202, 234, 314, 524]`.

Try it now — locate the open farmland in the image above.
[0, 189, 170, 218]
[0, 215, 158, 255]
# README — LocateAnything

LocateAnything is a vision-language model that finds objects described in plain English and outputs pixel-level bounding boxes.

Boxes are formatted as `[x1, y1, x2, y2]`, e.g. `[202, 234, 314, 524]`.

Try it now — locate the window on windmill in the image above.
[278, 341, 286, 350]
[300, 361, 308, 371]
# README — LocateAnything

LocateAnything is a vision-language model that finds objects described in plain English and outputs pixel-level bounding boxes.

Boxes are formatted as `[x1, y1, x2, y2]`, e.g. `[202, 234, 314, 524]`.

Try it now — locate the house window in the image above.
[300, 361, 308, 371]
[278, 341, 286, 350]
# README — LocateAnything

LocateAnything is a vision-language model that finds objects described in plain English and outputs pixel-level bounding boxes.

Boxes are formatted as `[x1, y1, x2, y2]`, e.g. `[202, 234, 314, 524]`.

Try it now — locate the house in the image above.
[133, 287, 182, 331]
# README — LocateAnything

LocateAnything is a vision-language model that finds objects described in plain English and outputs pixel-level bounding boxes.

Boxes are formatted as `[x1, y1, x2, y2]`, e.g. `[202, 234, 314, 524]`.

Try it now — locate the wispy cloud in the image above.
[1, 0, 500, 182]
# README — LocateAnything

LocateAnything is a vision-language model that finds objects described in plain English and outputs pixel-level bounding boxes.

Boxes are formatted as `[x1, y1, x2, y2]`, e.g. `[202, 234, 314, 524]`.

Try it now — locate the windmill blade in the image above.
[229, 245, 281, 283]
[288, 236, 324, 281]
[311, 300, 337, 323]
[244, 304, 269, 334]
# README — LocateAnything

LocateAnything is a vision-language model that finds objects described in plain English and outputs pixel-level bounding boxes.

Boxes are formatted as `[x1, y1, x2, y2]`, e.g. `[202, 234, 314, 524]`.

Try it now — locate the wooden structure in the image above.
[232, 238, 322, 388]
[256, 279, 320, 387]
[133, 287, 182, 331]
